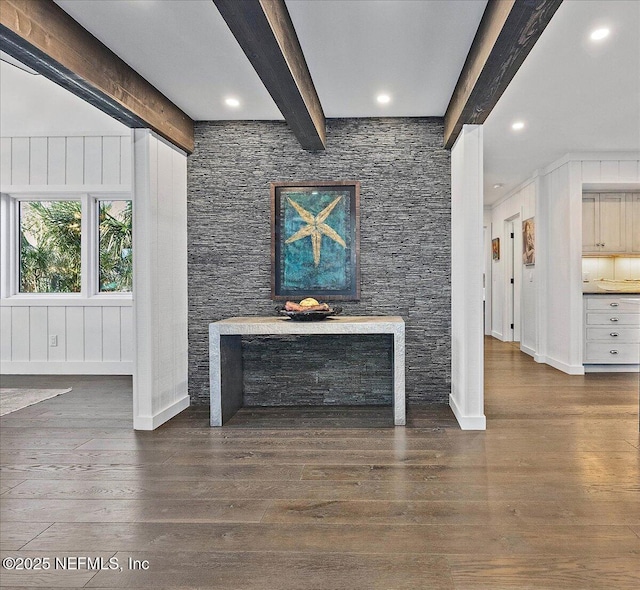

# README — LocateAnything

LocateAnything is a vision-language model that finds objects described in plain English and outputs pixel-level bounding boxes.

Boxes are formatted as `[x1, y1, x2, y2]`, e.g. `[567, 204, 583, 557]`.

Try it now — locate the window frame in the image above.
[0, 191, 132, 302]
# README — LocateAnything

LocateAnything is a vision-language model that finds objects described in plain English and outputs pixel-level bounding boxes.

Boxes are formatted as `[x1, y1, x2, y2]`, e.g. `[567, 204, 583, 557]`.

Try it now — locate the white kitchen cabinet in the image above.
[583, 294, 640, 366]
[631, 193, 640, 253]
[582, 193, 627, 253]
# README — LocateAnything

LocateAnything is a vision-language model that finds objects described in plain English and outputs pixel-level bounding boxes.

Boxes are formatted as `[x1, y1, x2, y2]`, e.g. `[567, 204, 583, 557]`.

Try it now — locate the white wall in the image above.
[0, 303, 133, 374]
[1, 135, 131, 189]
[450, 125, 486, 430]
[0, 133, 133, 375]
[488, 153, 640, 375]
[133, 130, 189, 430]
[0, 61, 128, 137]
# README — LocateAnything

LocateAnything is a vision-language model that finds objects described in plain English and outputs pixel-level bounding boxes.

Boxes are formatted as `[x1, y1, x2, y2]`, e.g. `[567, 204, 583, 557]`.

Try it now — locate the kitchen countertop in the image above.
[583, 287, 640, 294]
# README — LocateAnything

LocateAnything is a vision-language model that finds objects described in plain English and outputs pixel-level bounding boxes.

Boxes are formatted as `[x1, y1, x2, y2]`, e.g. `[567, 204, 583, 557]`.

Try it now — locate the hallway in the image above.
[0, 339, 638, 588]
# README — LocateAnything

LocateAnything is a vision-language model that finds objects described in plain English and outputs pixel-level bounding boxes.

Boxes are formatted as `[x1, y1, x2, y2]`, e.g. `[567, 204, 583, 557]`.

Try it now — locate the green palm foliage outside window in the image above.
[99, 200, 133, 292]
[19, 200, 133, 294]
[20, 201, 82, 293]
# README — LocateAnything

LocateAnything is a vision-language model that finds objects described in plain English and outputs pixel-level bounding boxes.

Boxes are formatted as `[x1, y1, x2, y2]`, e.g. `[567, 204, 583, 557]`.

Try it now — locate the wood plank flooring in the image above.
[1, 338, 639, 589]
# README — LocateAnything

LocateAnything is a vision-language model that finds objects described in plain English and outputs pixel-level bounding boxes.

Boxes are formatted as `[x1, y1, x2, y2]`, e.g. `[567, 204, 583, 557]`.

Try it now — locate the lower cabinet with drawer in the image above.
[584, 295, 640, 367]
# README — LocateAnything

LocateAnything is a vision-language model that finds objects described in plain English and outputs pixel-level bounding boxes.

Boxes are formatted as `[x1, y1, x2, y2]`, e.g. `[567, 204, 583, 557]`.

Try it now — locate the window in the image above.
[19, 200, 82, 293]
[99, 200, 133, 292]
[3, 194, 132, 298]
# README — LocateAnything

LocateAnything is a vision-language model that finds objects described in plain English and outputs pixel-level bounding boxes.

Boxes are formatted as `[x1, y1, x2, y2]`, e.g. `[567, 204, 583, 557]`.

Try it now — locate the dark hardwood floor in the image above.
[1, 338, 639, 589]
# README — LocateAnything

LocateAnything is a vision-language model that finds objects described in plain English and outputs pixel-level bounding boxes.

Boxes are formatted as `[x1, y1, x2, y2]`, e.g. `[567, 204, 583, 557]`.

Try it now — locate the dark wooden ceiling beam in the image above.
[0, 0, 194, 153]
[214, 0, 326, 151]
[444, 0, 563, 149]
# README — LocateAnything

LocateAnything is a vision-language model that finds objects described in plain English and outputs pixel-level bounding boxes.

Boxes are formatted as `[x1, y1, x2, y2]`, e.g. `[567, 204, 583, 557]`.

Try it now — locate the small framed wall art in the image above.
[522, 217, 535, 265]
[271, 181, 360, 301]
[491, 238, 500, 261]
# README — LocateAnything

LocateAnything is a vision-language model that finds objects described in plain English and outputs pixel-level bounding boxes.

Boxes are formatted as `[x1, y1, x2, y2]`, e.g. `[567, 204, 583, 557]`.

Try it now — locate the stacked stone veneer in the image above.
[187, 118, 451, 406]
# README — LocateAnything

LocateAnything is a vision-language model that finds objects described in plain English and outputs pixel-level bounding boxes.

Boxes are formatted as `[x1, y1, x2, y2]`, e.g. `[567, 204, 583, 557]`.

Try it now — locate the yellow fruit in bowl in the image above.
[299, 297, 320, 307]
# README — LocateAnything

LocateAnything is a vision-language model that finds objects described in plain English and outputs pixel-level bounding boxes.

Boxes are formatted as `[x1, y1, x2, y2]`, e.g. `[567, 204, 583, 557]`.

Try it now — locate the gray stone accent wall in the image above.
[188, 118, 451, 406]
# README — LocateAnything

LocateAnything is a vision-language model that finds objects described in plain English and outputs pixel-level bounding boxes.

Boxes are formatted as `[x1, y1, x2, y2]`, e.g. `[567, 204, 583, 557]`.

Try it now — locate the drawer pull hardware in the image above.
[609, 350, 619, 355]
[609, 332, 619, 337]
[609, 303, 619, 307]
[609, 318, 619, 322]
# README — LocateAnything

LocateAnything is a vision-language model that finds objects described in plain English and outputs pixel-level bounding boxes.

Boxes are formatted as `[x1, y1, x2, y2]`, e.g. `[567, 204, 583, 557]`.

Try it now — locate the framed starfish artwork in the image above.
[271, 181, 360, 301]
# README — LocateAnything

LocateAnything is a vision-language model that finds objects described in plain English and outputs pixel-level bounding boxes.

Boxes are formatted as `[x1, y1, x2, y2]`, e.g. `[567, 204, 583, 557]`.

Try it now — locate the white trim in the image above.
[0, 297, 132, 307]
[542, 152, 640, 177]
[543, 355, 585, 375]
[534, 353, 546, 364]
[491, 330, 504, 340]
[520, 344, 536, 357]
[0, 185, 131, 194]
[0, 361, 133, 374]
[584, 364, 639, 373]
[449, 394, 486, 430]
[133, 394, 190, 431]
[1, 192, 132, 300]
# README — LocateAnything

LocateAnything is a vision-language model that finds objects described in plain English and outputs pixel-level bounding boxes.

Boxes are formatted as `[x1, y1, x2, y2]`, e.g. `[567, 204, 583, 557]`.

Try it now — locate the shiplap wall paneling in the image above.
[84, 307, 103, 362]
[600, 160, 620, 182]
[582, 161, 601, 183]
[66, 137, 85, 185]
[47, 137, 66, 185]
[47, 307, 67, 362]
[65, 306, 85, 362]
[11, 138, 30, 185]
[173, 147, 189, 401]
[619, 160, 640, 181]
[102, 137, 121, 185]
[1, 135, 132, 188]
[29, 138, 48, 185]
[0, 306, 11, 361]
[10, 307, 30, 361]
[102, 307, 121, 362]
[84, 137, 103, 185]
[120, 136, 132, 186]
[29, 307, 48, 361]
[157, 139, 175, 413]
[120, 306, 134, 362]
[1, 137, 11, 184]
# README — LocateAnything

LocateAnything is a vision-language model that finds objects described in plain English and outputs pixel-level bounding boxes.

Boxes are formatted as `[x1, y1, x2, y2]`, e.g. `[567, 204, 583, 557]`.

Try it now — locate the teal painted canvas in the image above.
[271, 182, 360, 300]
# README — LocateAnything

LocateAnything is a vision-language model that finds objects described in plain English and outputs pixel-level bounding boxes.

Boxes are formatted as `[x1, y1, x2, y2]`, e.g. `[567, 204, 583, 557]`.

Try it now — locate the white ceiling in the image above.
[483, 0, 640, 204]
[7, 0, 639, 206]
[54, 0, 486, 119]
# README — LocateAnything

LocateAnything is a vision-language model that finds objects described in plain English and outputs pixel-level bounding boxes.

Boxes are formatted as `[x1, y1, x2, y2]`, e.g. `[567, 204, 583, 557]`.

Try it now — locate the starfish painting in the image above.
[285, 196, 346, 266]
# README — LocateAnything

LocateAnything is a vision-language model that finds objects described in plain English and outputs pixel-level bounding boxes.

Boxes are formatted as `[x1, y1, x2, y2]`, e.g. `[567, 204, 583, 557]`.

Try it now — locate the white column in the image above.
[132, 130, 190, 430]
[450, 125, 486, 430]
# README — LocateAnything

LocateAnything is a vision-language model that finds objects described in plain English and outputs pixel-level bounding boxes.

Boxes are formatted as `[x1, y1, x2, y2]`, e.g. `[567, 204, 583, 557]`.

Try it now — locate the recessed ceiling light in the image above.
[376, 94, 391, 104]
[511, 121, 525, 131]
[590, 27, 610, 41]
[225, 97, 240, 107]
[493, 184, 503, 189]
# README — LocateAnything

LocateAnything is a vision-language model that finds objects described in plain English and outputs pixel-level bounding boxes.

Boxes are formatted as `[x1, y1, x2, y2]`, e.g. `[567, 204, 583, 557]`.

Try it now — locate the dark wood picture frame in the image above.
[271, 181, 360, 301]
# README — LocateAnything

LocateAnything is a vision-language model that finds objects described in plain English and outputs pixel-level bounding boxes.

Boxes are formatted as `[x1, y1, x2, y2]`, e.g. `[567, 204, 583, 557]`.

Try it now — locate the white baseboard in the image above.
[534, 354, 546, 364]
[584, 364, 639, 373]
[134, 395, 190, 430]
[544, 355, 585, 375]
[520, 344, 536, 358]
[0, 361, 133, 375]
[491, 331, 504, 340]
[449, 394, 486, 430]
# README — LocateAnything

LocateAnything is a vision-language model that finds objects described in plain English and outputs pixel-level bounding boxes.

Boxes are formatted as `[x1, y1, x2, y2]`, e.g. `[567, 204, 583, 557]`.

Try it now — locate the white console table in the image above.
[209, 316, 406, 426]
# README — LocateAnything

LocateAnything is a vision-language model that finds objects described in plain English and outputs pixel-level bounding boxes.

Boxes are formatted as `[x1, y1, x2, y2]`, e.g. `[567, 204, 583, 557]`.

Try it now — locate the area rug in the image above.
[0, 388, 72, 416]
